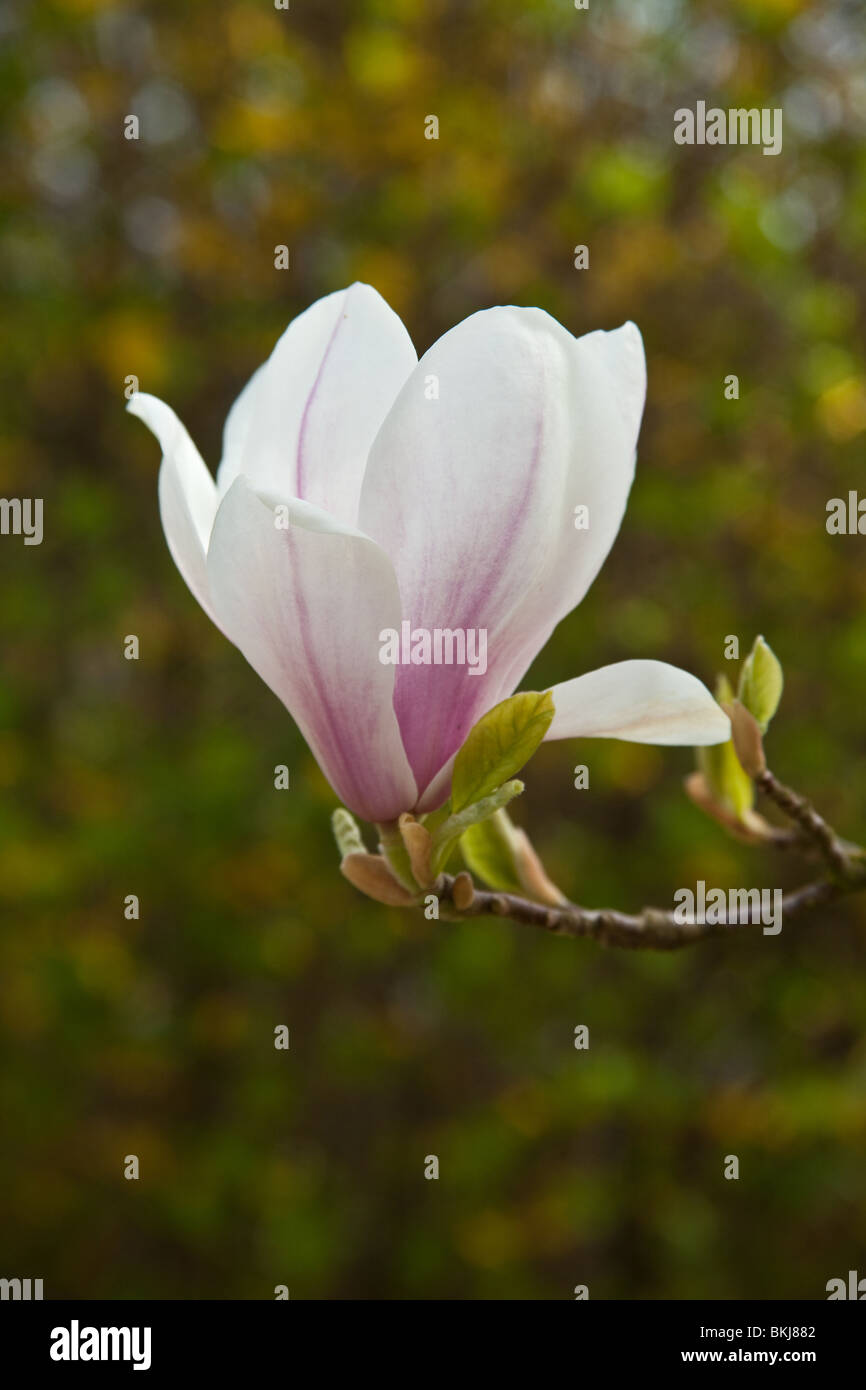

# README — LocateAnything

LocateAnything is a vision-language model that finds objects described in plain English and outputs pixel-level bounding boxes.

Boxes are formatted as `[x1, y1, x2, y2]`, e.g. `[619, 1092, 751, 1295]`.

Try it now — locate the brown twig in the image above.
[755, 770, 855, 878]
[431, 764, 866, 951]
[436, 873, 852, 950]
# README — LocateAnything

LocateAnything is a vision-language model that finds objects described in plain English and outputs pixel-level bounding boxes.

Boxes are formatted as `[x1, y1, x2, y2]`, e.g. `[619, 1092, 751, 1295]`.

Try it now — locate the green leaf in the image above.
[420, 801, 451, 836]
[698, 740, 754, 819]
[451, 691, 555, 812]
[716, 672, 735, 706]
[698, 673, 754, 818]
[375, 820, 418, 893]
[430, 780, 524, 876]
[738, 635, 783, 733]
[331, 807, 365, 858]
[460, 811, 525, 894]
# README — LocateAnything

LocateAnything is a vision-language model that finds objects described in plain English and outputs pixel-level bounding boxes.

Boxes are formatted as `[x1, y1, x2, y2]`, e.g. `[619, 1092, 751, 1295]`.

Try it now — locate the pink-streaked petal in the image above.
[479, 320, 646, 703]
[415, 757, 456, 815]
[545, 661, 730, 745]
[359, 308, 646, 798]
[127, 391, 220, 624]
[216, 283, 417, 525]
[206, 478, 418, 823]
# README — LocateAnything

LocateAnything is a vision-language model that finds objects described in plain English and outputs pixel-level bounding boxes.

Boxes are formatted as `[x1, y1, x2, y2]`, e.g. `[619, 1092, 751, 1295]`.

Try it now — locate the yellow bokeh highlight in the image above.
[817, 376, 866, 442]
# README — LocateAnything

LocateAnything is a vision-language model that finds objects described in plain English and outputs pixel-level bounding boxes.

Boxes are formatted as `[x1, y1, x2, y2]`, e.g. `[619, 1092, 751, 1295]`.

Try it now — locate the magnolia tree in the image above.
[129, 285, 866, 949]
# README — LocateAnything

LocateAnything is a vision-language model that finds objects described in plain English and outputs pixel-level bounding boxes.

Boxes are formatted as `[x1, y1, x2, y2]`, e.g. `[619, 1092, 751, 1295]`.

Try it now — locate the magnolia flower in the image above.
[129, 284, 727, 823]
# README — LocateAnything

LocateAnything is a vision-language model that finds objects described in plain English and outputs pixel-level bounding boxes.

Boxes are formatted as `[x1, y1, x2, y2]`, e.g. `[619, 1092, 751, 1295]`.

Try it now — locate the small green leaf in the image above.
[697, 674, 754, 817]
[420, 802, 451, 836]
[451, 691, 555, 812]
[460, 811, 525, 894]
[375, 820, 418, 893]
[716, 672, 735, 707]
[331, 807, 365, 858]
[698, 739, 754, 819]
[430, 780, 524, 876]
[738, 635, 783, 733]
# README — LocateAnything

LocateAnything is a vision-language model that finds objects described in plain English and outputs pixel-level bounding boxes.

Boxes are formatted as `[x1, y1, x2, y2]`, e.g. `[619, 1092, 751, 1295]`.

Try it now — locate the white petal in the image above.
[545, 661, 730, 745]
[127, 391, 219, 624]
[218, 360, 268, 492]
[206, 478, 418, 822]
[358, 307, 645, 796]
[488, 320, 646, 701]
[216, 283, 417, 525]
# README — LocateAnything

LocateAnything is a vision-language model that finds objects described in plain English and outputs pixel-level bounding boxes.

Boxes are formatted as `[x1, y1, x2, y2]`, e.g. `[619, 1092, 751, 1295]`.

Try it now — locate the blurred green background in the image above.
[1, 0, 865, 1300]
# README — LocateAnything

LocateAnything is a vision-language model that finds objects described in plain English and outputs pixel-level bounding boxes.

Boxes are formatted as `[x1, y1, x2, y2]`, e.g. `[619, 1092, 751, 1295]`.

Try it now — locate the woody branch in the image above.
[435, 766, 866, 951]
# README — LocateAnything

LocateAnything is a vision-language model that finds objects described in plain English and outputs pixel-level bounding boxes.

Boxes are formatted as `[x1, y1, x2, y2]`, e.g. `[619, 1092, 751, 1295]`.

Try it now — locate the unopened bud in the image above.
[511, 826, 567, 906]
[452, 872, 475, 910]
[738, 635, 783, 733]
[398, 813, 434, 888]
[340, 852, 416, 907]
[728, 699, 767, 778]
[684, 771, 773, 843]
[331, 807, 365, 858]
